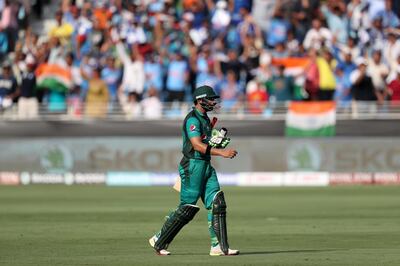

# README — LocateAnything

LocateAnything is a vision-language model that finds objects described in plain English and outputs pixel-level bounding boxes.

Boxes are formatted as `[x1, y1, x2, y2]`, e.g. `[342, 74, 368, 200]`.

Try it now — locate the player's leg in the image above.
[203, 165, 239, 256]
[149, 204, 200, 255]
[201, 165, 220, 249]
[180, 158, 208, 206]
[150, 159, 206, 255]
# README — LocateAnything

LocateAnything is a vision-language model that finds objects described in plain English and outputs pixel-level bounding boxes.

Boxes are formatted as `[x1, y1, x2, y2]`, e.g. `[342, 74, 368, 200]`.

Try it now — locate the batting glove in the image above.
[209, 128, 230, 148]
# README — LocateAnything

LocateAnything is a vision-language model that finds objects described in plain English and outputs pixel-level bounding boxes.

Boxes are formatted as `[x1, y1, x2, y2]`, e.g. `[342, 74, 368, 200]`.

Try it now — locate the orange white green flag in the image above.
[36, 64, 73, 93]
[285, 101, 336, 137]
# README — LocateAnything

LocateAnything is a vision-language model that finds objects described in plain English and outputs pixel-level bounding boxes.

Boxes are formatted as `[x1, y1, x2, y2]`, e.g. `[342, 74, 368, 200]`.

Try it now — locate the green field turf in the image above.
[1, 186, 400, 266]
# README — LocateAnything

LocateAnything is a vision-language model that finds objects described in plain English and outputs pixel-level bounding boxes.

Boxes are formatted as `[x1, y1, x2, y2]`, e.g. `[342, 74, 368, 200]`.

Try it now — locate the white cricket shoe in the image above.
[149, 235, 171, 255]
[209, 244, 239, 256]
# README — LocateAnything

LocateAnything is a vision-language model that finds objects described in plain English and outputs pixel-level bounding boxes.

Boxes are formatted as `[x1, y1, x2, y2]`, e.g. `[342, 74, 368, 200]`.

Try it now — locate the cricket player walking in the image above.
[149, 85, 239, 256]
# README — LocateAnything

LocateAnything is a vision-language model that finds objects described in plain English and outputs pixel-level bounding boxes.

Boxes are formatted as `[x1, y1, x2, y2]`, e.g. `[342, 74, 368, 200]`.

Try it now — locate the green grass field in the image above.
[1, 186, 400, 266]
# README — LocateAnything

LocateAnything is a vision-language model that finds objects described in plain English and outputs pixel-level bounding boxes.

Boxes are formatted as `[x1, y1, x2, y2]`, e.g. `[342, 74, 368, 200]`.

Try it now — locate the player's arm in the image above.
[190, 136, 237, 159]
[186, 117, 237, 158]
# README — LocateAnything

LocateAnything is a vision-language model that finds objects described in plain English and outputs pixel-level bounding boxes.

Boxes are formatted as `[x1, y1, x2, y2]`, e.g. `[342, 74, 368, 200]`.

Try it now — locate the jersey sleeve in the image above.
[185, 117, 201, 139]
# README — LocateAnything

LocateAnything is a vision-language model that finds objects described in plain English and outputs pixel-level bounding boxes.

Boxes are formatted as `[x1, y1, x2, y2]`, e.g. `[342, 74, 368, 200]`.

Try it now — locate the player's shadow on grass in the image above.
[240, 249, 343, 256]
[175, 249, 343, 256]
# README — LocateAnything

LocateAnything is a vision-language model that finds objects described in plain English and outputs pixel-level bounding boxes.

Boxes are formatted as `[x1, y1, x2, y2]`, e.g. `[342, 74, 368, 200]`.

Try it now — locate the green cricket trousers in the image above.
[179, 158, 220, 208]
[178, 158, 221, 246]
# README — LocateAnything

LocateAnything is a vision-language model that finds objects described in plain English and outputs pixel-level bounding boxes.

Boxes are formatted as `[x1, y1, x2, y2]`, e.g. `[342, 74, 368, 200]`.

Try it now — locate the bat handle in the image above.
[211, 117, 218, 128]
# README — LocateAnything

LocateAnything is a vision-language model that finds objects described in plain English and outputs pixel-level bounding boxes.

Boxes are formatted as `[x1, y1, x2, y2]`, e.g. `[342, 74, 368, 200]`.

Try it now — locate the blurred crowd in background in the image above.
[0, 0, 400, 119]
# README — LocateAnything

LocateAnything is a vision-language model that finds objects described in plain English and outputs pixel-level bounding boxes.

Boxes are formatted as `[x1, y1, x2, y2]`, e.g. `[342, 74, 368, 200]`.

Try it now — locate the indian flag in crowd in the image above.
[271, 57, 310, 100]
[271, 57, 310, 76]
[286, 101, 336, 137]
[36, 64, 72, 93]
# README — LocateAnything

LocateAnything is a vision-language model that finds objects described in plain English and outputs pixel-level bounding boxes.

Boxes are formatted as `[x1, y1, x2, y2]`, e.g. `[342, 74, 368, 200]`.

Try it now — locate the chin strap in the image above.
[199, 98, 217, 112]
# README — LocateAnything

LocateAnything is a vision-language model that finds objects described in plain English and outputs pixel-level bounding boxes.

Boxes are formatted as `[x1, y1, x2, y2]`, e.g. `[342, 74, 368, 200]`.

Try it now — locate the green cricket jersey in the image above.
[181, 107, 212, 162]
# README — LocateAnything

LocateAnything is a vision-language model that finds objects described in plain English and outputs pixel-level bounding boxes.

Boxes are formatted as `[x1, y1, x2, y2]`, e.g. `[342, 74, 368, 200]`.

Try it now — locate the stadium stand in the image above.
[0, 0, 399, 120]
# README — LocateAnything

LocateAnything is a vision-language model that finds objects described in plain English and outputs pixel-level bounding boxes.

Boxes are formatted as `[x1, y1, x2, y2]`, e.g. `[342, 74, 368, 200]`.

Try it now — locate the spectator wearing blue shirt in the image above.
[367, 0, 386, 19]
[334, 66, 352, 108]
[191, 3, 208, 29]
[376, 0, 400, 28]
[232, 1, 253, 25]
[194, 52, 211, 86]
[233, 0, 253, 14]
[219, 70, 243, 112]
[182, 0, 207, 29]
[225, 25, 242, 51]
[266, 10, 289, 48]
[237, 8, 263, 46]
[166, 53, 188, 102]
[369, 17, 386, 49]
[79, 56, 95, 100]
[321, 3, 349, 44]
[333, 47, 357, 83]
[271, 42, 289, 58]
[144, 53, 164, 93]
[101, 57, 121, 105]
[73, 9, 93, 58]
[195, 60, 221, 90]
[63, 5, 80, 30]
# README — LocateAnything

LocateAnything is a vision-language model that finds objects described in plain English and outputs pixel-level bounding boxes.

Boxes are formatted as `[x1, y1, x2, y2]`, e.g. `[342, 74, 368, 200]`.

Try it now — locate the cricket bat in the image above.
[173, 176, 181, 192]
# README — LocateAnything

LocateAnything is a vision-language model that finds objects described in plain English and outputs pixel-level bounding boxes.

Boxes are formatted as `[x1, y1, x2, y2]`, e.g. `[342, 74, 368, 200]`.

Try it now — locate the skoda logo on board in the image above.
[287, 141, 322, 171]
[40, 145, 73, 173]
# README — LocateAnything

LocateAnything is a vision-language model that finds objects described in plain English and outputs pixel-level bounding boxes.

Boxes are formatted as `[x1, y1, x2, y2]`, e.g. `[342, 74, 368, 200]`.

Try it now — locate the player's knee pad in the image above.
[155, 204, 200, 250]
[175, 204, 200, 223]
[212, 191, 229, 254]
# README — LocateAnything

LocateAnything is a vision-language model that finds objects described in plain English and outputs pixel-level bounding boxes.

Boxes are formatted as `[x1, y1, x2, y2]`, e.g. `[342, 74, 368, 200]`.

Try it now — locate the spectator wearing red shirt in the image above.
[388, 67, 400, 104]
[246, 80, 268, 114]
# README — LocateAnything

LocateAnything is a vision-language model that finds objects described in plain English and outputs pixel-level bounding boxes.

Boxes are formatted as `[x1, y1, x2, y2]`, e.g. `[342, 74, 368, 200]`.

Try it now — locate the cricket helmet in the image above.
[193, 85, 220, 112]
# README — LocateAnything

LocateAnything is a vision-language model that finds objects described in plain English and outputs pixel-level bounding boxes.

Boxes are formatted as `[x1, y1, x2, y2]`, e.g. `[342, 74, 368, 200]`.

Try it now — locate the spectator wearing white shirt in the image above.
[126, 19, 147, 46]
[189, 20, 209, 47]
[346, 37, 361, 60]
[116, 40, 145, 99]
[383, 32, 400, 71]
[368, 50, 389, 102]
[348, 0, 369, 27]
[142, 87, 163, 119]
[303, 19, 333, 50]
[211, 1, 231, 33]
[386, 54, 400, 83]
[347, 0, 370, 43]
[119, 91, 141, 120]
[367, 0, 385, 20]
